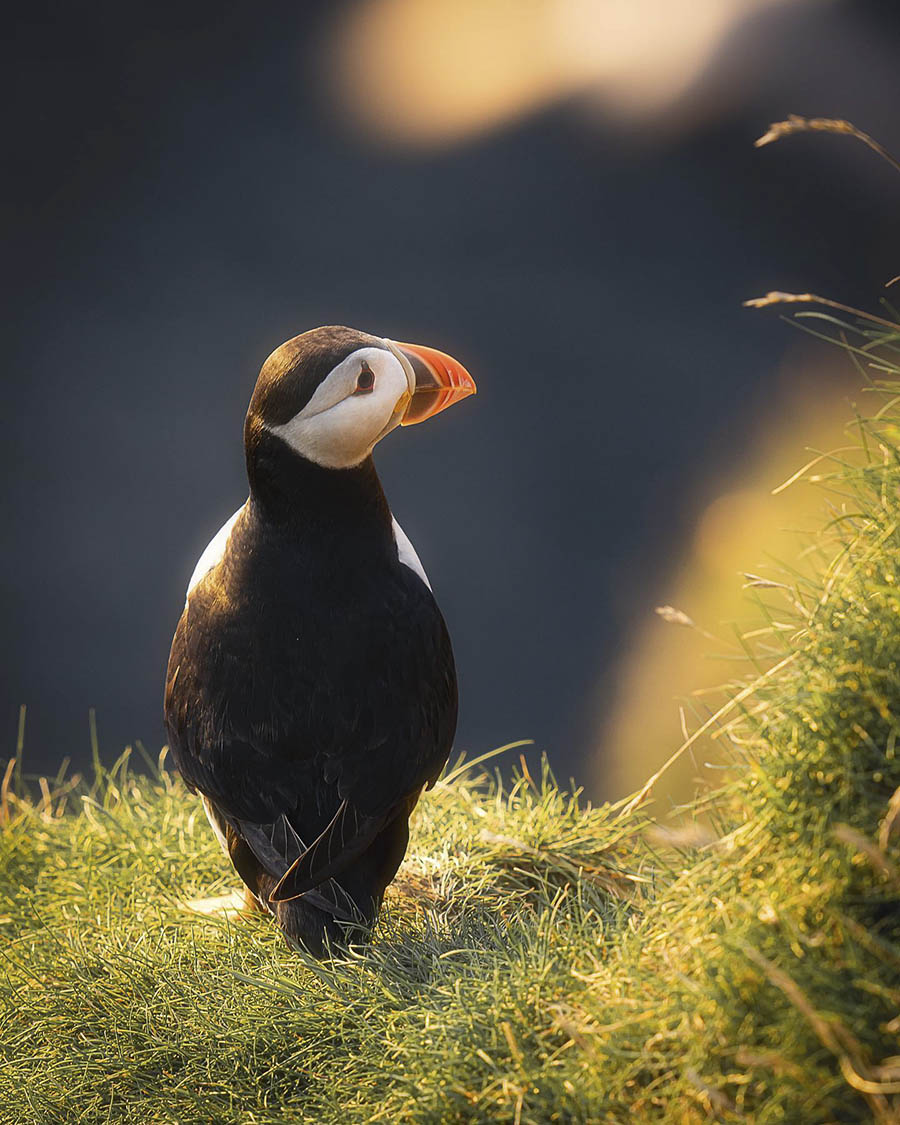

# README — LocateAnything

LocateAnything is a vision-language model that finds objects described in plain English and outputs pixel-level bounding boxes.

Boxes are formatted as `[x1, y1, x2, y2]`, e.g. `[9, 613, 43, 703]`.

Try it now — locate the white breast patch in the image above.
[186, 504, 245, 600]
[391, 516, 432, 591]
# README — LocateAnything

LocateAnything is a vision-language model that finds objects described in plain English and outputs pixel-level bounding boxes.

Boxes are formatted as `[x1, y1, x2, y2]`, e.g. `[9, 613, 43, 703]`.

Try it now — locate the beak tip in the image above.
[396, 340, 476, 425]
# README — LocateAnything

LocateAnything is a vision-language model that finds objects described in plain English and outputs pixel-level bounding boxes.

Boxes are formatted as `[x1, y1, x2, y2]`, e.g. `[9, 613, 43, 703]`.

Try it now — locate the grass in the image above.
[3, 120, 900, 1119]
[0, 749, 649, 1124]
[4, 334, 900, 1123]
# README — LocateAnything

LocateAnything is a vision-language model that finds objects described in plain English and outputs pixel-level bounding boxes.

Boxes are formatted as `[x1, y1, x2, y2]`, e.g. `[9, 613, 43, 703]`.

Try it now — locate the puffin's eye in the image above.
[354, 365, 375, 394]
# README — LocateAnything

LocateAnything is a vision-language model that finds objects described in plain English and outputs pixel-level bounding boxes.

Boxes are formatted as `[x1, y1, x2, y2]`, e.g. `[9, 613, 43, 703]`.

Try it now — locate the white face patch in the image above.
[266, 346, 413, 469]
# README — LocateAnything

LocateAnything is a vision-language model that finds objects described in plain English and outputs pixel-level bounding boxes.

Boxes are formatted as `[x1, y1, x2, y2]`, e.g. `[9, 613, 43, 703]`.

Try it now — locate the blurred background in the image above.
[2, 0, 899, 804]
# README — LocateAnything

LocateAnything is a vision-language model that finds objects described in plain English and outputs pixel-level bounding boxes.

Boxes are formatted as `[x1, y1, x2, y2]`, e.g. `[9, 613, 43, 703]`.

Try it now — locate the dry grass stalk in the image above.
[879, 784, 900, 851]
[655, 605, 694, 628]
[0, 758, 14, 827]
[744, 291, 900, 334]
[755, 114, 900, 176]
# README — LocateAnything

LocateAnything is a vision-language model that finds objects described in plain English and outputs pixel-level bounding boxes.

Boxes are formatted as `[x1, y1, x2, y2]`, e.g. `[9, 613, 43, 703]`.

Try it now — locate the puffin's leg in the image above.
[242, 885, 267, 913]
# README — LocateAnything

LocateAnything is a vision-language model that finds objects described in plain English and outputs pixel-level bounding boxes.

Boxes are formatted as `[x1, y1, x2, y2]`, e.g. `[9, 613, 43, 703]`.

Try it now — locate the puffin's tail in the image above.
[255, 868, 360, 957]
[205, 796, 411, 957]
[268, 799, 393, 903]
[262, 824, 411, 956]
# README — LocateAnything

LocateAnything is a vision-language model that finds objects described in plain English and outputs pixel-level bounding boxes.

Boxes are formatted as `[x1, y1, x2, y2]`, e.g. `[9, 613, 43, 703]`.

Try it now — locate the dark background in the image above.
[2, 0, 898, 791]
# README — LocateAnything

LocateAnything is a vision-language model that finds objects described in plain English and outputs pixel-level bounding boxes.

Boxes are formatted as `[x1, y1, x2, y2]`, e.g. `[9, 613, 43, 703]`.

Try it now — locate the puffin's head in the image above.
[245, 325, 476, 470]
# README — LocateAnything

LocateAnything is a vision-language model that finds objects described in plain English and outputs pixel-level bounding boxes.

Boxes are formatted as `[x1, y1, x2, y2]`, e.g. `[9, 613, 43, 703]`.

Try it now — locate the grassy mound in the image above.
[3, 315, 900, 1122]
[1, 752, 649, 1124]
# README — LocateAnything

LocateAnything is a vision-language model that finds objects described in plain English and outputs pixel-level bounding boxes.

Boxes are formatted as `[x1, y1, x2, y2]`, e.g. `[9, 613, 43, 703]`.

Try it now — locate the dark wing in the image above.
[165, 556, 457, 901]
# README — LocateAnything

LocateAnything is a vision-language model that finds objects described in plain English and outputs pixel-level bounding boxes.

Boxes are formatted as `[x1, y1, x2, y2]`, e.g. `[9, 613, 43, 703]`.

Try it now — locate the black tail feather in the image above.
[268, 798, 394, 902]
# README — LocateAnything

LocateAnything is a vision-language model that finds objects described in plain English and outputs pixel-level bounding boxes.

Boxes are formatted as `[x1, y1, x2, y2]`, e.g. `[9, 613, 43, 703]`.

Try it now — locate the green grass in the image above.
[3, 306, 900, 1123]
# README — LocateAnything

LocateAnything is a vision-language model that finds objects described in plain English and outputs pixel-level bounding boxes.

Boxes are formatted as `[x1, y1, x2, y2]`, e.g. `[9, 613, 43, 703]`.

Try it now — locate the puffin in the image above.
[164, 326, 476, 956]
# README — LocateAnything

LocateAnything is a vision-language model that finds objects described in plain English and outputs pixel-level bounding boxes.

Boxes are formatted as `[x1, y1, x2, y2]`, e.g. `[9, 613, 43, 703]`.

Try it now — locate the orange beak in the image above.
[393, 341, 477, 426]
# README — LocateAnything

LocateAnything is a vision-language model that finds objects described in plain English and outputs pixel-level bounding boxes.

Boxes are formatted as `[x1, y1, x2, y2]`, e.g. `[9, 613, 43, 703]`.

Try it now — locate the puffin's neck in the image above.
[245, 425, 393, 549]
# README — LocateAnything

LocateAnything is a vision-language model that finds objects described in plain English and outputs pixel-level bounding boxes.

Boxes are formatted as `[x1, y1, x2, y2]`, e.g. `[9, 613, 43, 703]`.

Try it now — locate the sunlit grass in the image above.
[0, 744, 651, 1124]
[601, 351, 863, 807]
[3, 296, 900, 1121]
